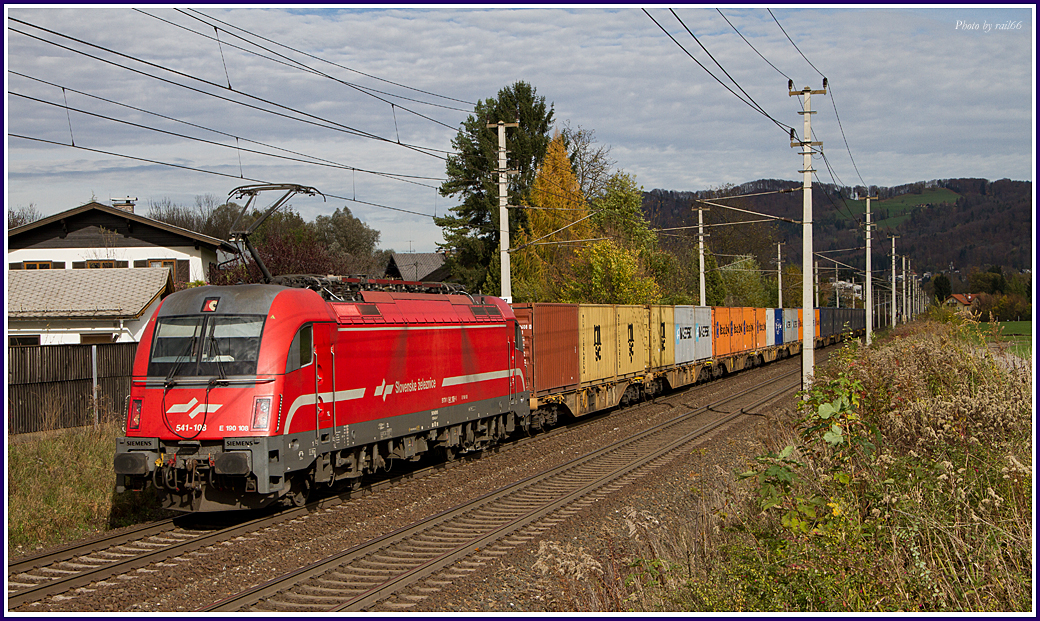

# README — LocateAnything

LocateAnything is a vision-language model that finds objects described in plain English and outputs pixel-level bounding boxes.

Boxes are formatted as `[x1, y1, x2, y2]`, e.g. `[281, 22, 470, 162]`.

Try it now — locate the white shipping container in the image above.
[783, 308, 799, 344]
[694, 306, 713, 361]
[674, 306, 697, 364]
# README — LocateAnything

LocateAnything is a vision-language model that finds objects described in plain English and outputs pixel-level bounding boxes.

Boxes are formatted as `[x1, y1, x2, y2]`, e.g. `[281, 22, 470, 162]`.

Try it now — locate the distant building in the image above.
[944, 293, 981, 313]
[384, 251, 451, 282]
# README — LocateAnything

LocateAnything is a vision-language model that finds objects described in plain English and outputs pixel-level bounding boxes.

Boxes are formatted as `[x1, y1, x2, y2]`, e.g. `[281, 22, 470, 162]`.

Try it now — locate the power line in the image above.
[136, 8, 465, 131]
[8, 18, 453, 160]
[185, 8, 476, 108]
[768, 8, 826, 79]
[9, 90, 446, 190]
[669, 9, 788, 132]
[9, 72, 445, 189]
[769, 9, 868, 190]
[643, 9, 793, 135]
[9, 133, 439, 220]
[717, 9, 791, 81]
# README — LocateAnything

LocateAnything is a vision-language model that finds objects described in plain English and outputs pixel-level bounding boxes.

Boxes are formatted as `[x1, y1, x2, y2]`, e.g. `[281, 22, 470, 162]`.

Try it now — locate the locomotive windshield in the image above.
[148, 315, 265, 378]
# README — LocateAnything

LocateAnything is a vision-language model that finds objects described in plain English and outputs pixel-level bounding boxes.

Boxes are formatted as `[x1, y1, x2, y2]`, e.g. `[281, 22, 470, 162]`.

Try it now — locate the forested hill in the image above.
[642, 177, 1032, 275]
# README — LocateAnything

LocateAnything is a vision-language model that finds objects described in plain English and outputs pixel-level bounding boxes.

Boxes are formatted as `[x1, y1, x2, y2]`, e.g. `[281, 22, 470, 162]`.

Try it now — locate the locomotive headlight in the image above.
[251, 397, 272, 430]
[128, 399, 142, 431]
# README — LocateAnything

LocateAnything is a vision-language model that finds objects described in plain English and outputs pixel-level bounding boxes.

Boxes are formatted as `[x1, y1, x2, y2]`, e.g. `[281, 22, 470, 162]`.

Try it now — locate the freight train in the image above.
[114, 276, 865, 512]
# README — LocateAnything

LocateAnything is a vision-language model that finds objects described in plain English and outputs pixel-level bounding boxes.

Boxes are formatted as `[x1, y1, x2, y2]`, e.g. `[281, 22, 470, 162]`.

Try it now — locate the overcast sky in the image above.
[5, 5, 1035, 253]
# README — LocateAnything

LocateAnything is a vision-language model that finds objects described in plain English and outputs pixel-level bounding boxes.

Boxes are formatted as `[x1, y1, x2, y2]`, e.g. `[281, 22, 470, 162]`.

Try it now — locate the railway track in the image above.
[8, 350, 825, 612]
[200, 367, 802, 612]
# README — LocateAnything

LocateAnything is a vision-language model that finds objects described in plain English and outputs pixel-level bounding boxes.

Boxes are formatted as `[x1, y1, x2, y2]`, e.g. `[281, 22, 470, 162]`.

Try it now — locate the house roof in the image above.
[7, 201, 238, 253]
[7, 267, 174, 320]
[386, 251, 450, 282]
[947, 293, 980, 306]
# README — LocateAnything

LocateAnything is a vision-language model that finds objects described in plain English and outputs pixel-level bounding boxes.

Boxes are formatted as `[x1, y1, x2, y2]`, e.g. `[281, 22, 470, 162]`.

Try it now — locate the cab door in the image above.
[313, 323, 334, 441]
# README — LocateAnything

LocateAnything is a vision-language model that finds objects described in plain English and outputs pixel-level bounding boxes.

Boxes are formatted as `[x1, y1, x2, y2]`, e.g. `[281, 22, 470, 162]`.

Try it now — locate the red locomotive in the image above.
[114, 280, 529, 511]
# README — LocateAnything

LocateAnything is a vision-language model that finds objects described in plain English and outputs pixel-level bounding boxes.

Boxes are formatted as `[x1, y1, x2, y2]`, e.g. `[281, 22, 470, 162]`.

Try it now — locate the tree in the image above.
[591, 171, 655, 253]
[511, 133, 592, 302]
[560, 121, 615, 202]
[564, 240, 660, 305]
[148, 194, 240, 240]
[435, 82, 554, 293]
[720, 254, 771, 307]
[8, 203, 42, 229]
[310, 207, 384, 275]
[932, 273, 952, 303]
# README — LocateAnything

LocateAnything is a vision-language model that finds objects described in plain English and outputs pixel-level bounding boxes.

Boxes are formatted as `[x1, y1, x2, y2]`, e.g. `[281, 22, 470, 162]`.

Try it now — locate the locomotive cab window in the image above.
[148, 314, 265, 377]
[286, 324, 313, 373]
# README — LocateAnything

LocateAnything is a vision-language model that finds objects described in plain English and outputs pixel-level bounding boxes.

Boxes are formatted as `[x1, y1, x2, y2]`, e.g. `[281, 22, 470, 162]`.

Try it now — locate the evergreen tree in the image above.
[435, 82, 554, 294]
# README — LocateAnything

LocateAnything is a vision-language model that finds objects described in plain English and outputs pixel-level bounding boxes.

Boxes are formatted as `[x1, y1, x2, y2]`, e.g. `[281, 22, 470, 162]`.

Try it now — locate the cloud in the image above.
[6, 6, 1034, 253]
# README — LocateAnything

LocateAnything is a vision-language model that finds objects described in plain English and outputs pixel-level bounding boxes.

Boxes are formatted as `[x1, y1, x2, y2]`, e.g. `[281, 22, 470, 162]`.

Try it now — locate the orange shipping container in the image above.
[742, 308, 755, 352]
[713, 307, 732, 357]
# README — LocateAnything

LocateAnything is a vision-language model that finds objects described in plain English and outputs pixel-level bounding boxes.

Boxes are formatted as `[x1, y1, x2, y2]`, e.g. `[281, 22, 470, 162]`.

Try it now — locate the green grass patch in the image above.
[841, 187, 960, 229]
[7, 421, 171, 558]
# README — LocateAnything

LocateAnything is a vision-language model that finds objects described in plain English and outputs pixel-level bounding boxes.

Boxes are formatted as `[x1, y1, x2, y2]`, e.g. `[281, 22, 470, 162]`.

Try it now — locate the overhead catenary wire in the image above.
[8, 18, 453, 161]
[9, 133, 439, 220]
[135, 8, 465, 131]
[8, 80, 445, 190]
[185, 8, 476, 108]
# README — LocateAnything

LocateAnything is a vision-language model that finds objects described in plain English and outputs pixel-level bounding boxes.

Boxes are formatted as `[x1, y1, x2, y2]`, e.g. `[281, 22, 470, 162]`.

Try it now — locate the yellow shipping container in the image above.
[579, 304, 617, 384]
[648, 305, 675, 371]
[616, 305, 649, 377]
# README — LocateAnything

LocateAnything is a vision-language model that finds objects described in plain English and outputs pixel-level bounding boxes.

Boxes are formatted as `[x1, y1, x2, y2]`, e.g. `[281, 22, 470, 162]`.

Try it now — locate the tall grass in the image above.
[7, 419, 170, 558]
[544, 319, 1032, 612]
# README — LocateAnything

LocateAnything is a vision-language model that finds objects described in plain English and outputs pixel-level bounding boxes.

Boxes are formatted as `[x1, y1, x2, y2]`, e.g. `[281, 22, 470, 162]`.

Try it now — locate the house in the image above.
[944, 293, 981, 313]
[384, 251, 451, 282]
[7, 198, 238, 286]
[7, 267, 173, 345]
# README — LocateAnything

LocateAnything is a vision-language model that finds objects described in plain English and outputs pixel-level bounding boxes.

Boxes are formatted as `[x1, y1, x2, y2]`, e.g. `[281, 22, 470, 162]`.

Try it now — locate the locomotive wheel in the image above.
[288, 474, 311, 507]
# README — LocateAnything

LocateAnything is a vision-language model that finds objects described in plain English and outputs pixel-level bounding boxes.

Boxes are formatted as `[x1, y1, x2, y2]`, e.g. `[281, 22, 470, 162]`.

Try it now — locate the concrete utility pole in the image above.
[790, 79, 826, 389]
[814, 261, 820, 307]
[698, 206, 707, 306]
[776, 241, 784, 307]
[865, 195, 875, 346]
[898, 255, 906, 324]
[835, 263, 840, 308]
[902, 255, 908, 324]
[489, 120, 518, 303]
[890, 236, 899, 327]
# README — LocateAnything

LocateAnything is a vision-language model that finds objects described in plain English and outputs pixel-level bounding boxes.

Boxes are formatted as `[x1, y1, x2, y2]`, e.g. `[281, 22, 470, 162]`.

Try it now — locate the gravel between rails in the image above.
[14, 357, 800, 613]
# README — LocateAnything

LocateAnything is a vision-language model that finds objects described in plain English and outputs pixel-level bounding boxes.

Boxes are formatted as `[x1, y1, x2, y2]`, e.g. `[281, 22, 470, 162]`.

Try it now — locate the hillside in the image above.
[642, 177, 1032, 276]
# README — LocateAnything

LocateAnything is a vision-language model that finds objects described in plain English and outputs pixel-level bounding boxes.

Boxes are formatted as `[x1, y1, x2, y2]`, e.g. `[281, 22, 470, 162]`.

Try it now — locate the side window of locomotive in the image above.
[514, 322, 524, 352]
[286, 324, 313, 373]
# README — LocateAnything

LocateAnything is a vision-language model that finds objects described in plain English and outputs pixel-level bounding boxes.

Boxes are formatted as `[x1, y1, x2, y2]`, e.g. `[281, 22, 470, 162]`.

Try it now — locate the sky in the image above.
[5, 5, 1035, 254]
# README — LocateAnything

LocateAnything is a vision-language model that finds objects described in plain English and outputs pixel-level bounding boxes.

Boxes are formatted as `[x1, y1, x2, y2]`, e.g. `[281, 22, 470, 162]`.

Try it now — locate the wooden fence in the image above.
[7, 342, 138, 435]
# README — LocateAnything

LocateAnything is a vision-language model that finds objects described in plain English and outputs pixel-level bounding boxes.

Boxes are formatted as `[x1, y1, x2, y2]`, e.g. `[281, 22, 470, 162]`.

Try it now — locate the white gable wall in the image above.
[8, 245, 217, 282]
